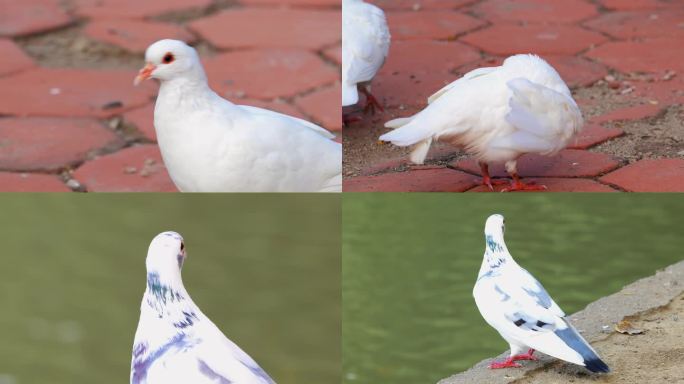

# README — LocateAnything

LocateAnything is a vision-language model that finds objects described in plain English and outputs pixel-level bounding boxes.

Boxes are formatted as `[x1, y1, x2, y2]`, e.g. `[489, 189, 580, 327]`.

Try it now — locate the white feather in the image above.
[379, 55, 583, 167]
[342, 0, 390, 107]
[142, 39, 341, 192]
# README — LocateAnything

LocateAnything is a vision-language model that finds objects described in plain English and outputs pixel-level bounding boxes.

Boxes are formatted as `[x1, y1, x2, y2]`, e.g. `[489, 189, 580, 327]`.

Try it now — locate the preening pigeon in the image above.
[342, 0, 390, 114]
[131, 232, 276, 384]
[134, 39, 341, 192]
[473, 215, 609, 373]
[380, 54, 583, 191]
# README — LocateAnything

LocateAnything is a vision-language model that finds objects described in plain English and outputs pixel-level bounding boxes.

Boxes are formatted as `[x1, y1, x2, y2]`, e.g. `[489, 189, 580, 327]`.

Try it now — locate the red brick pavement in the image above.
[0, 0, 340, 192]
[344, 0, 684, 192]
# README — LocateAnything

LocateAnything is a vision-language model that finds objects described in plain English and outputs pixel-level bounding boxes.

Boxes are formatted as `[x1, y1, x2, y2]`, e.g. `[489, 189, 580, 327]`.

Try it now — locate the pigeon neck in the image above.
[483, 233, 510, 270]
[158, 68, 211, 96]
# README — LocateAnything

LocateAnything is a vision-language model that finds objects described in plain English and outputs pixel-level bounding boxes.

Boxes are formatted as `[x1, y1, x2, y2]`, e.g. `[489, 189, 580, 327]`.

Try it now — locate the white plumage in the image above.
[342, 0, 390, 108]
[131, 232, 276, 384]
[380, 55, 583, 191]
[135, 39, 341, 192]
[473, 215, 609, 373]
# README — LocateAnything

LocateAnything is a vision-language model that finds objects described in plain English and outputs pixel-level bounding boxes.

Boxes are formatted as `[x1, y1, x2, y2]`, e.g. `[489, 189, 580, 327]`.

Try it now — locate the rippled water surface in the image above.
[0, 194, 340, 384]
[343, 194, 684, 384]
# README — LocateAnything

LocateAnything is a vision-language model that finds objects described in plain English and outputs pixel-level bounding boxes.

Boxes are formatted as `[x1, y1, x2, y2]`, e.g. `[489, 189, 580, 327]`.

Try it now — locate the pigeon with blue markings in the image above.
[473, 215, 609, 373]
[131, 231, 276, 384]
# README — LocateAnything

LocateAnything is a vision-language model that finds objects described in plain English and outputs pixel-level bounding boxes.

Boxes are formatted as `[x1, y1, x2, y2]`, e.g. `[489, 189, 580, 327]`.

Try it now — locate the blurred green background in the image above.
[343, 193, 684, 384]
[0, 194, 340, 384]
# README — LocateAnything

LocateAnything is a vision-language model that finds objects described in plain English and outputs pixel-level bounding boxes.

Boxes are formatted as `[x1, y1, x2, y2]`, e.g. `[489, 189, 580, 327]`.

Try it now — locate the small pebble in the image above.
[124, 166, 137, 174]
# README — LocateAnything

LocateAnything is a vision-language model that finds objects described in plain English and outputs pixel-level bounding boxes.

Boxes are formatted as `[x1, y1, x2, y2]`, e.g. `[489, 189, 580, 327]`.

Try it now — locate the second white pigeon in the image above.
[379, 55, 583, 192]
[473, 214, 609, 373]
[131, 231, 276, 384]
[342, 0, 390, 113]
[135, 39, 341, 192]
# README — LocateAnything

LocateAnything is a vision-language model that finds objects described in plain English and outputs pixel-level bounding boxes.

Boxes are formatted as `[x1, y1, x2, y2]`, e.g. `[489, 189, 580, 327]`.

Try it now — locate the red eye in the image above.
[180, 242, 185, 251]
[162, 53, 174, 64]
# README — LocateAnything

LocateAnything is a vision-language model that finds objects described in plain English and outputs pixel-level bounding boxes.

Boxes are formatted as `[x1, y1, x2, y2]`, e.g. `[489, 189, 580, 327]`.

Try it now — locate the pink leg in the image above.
[359, 86, 384, 114]
[489, 356, 523, 369]
[511, 349, 538, 361]
[479, 162, 508, 191]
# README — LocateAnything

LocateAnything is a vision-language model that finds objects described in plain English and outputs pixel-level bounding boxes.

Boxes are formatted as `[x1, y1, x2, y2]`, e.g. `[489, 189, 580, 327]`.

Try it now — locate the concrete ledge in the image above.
[438, 260, 684, 384]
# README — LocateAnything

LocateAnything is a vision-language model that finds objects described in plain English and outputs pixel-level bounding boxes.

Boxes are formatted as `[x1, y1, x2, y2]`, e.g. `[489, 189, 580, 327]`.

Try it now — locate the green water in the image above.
[342, 194, 684, 384]
[0, 194, 340, 384]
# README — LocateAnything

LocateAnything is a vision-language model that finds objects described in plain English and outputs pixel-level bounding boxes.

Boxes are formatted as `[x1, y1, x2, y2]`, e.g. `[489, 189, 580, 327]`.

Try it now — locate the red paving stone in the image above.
[369, 0, 477, 11]
[0, 39, 35, 77]
[344, 168, 478, 192]
[190, 9, 340, 50]
[0, 117, 122, 172]
[371, 40, 480, 107]
[462, 24, 606, 56]
[544, 55, 608, 88]
[568, 124, 624, 150]
[585, 38, 684, 74]
[323, 46, 342, 66]
[598, 0, 672, 10]
[471, 0, 598, 23]
[0, 0, 73, 37]
[204, 49, 338, 100]
[387, 11, 485, 40]
[123, 104, 156, 141]
[84, 19, 196, 53]
[584, 9, 684, 39]
[453, 150, 620, 178]
[0, 68, 156, 118]
[240, 0, 340, 6]
[74, 0, 213, 19]
[466, 178, 617, 192]
[0, 172, 70, 192]
[590, 104, 663, 124]
[600, 159, 684, 192]
[295, 84, 342, 131]
[73, 145, 177, 192]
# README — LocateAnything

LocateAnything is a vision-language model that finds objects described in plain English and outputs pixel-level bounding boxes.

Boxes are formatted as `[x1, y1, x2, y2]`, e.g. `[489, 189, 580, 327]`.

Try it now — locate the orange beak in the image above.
[134, 63, 156, 86]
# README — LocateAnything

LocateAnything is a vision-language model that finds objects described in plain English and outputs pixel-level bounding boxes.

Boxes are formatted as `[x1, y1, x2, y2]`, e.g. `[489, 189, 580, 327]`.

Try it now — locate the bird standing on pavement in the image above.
[473, 215, 609, 373]
[131, 231, 276, 384]
[342, 0, 391, 115]
[380, 55, 583, 192]
[135, 39, 341, 192]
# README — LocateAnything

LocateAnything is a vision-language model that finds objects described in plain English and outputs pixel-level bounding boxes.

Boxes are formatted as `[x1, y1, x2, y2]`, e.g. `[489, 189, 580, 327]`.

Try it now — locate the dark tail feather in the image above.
[584, 357, 610, 373]
[554, 320, 610, 373]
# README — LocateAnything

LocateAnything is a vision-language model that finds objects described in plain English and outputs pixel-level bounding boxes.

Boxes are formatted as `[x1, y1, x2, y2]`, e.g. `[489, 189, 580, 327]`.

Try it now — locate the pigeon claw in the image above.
[489, 358, 523, 369]
[481, 177, 509, 191]
[360, 87, 384, 115]
[501, 181, 548, 192]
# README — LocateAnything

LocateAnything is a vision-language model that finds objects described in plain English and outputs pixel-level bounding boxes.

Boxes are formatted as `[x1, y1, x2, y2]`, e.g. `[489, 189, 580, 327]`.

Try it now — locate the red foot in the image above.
[481, 177, 509, 191]
[511, 349, 537, 361]
[343, 113, 362, 125]
[501, 174, 547, 192]
[360, 88, 384, 115]
[489, 357, 522, 369]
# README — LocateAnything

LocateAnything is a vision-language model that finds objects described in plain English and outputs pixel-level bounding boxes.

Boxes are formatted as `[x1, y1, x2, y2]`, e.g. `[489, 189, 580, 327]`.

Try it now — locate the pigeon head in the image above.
[146, 231, 187, 279]
[484, 214, 505, 238]
[134, 40, 205, 86]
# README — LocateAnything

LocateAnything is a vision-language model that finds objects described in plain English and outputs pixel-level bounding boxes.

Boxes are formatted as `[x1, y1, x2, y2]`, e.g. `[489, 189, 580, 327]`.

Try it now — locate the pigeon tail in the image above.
[554, 323, 609, 373]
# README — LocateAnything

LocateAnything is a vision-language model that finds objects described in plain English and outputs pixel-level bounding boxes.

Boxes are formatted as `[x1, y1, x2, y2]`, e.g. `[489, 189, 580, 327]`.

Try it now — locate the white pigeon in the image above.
[134, 39, 341, 192]
[342, 0, 390, 113]
[379, 54, 583, 192]
[473, 214, 609, 373]
[131, 231, 276, 384]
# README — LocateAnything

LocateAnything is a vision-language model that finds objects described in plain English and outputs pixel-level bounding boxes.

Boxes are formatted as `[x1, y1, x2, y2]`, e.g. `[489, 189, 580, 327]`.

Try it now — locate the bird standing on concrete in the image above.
[131, 231, 276, 384]
[380, 55, 583, 191]
[342, 0, 390, 114]
[135, 39, 341, 192]
[473, 215, 609, 373]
